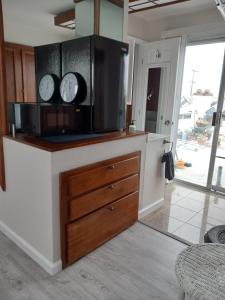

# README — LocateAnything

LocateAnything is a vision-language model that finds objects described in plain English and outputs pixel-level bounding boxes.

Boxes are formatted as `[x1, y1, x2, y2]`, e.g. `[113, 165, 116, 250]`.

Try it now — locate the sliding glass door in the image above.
[175, 42, 225, 189]
[208, 52, 225, 192]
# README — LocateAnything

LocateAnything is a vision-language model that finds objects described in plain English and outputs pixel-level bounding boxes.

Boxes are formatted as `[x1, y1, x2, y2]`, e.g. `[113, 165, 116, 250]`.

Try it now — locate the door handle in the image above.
[147, 93, 152, 102]
[212, 112, 217, 126]
[164, 120, 171, 126]
[108, 184, 115, 190]
[212, 112, 221, 126]
[107, 165, 115, 170]
[107, 206, 114, 211]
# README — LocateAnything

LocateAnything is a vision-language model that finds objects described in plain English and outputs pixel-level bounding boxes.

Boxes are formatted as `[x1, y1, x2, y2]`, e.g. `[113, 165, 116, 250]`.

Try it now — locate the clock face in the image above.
[60, 73, 79, 103]
[39, 74, 55, 102]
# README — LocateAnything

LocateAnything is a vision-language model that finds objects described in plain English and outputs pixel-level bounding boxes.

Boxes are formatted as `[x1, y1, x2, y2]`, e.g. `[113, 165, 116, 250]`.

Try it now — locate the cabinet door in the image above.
[22, 49, 36, 102]
[61, 38, 91, 106]
[92, 36, 128, 131]
[5, 45, 23, 102]
[66, 192, 138, 265]
[35, 43, 61, 102]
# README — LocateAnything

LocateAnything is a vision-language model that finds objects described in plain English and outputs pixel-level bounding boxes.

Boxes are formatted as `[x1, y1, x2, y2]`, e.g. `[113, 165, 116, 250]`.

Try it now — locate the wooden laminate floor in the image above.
[0, 223, 186, 300]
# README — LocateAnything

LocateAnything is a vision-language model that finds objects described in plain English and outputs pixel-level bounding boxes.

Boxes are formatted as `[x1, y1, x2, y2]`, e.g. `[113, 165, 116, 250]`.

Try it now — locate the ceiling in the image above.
[1, 0, 220, 46]
[2, 0, 74, 15]
[130, 0, 217, 22]
[2, 0, 75, 45]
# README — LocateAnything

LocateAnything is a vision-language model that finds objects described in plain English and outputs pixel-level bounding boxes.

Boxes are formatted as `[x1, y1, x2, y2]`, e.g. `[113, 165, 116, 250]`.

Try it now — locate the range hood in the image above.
[55, 0, 126, 42]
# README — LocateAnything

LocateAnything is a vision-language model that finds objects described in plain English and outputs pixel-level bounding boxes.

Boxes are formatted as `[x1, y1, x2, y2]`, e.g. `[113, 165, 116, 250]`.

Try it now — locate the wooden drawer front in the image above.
[69, 174, 139, 221]
[66, 192, 138, 264]
[68, 155, 139, 198]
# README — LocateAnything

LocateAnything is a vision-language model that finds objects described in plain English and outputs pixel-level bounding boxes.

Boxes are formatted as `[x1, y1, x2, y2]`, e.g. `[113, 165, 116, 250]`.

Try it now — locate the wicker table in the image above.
[175, 244, 225, 300]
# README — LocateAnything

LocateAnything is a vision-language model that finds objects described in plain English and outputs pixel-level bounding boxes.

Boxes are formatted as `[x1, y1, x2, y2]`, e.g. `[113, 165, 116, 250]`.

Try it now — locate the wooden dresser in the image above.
[60, 151, 141, 267]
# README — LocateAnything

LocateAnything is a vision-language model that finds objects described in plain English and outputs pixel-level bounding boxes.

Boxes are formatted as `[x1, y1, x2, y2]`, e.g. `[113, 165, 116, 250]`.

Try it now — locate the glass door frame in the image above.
[207, 50, 225, 192]
[175, 39, 225, 192]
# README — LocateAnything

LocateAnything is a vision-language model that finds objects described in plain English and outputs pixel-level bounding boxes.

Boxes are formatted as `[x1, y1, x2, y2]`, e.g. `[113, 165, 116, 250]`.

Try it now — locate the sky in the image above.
[182, 42, 225, 102]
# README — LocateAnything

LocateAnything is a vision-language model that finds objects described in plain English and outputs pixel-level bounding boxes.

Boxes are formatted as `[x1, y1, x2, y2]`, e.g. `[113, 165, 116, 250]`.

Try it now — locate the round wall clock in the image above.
[60, 72, 86, 104]
[38, 74, 59, 102]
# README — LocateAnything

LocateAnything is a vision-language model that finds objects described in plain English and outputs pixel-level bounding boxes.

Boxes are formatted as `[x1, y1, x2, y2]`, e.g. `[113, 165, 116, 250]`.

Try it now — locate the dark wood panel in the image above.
[67, 155, 140, 198]
[126, 104, 132, 129]
[5, 45, 23, 102]
[69, 174, 139, 221]
[4, 42, 36, 103]
[22, 49, 36, 102]
[5, 42, 34, 52]
[14, 49, 24, 101]
[0, 0, 7, 190]
[4, 47, 16, 102]
[4, 131, 146, 152]
[94, 0, 100, 35]
[66, 192, 139, 265]
[74, 0, 123, 8]
[0, 138, 5, 190]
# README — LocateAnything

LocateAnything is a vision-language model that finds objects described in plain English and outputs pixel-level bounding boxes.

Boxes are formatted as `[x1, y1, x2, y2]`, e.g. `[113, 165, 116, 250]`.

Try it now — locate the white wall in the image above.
[0, 139, 57, 274]
[128, 15, 151, 41]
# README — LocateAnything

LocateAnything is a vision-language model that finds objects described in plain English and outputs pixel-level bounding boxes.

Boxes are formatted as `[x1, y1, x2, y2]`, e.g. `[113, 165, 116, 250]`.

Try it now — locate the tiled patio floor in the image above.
[140, 183, 225, 244]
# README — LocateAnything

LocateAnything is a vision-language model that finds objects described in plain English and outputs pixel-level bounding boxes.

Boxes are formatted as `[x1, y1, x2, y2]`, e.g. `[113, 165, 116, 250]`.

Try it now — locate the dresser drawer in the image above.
[67, 154, 140, 198]
[69, 174, 139, 221]
[66, 191, 138, 264]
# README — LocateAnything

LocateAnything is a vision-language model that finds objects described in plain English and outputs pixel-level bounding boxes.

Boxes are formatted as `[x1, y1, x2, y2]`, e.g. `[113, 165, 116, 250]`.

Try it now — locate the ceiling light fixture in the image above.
[54, 9, 75, 30]
[128, 0, 190, 14]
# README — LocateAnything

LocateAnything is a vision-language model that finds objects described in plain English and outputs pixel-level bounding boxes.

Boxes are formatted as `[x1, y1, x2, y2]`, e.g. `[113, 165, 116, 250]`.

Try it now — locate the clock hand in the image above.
[46, 82, 49, 98]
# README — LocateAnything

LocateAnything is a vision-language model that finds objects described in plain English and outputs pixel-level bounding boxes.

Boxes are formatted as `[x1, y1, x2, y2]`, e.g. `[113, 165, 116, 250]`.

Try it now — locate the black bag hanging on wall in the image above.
[161, 151, 174, 181]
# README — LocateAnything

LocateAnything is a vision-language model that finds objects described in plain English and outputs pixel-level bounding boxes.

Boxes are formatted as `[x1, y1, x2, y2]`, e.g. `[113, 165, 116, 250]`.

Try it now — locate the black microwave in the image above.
[8, 103, 92, 136]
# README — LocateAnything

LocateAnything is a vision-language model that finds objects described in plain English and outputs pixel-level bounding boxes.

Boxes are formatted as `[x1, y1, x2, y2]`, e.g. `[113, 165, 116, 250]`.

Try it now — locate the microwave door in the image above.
[41, 106, 58, 136]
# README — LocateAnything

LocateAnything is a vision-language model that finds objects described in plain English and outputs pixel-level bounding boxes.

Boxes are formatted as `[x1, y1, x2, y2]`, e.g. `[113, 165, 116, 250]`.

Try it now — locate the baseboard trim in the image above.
[0, 220, 62, 275]
[138, 198, 164, 219]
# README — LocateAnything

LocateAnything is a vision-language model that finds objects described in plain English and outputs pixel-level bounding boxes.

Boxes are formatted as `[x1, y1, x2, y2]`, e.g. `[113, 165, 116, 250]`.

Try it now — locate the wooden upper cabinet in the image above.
[22, 49, 36, 102]
[4, 46, 16, 102]
[4, 42, 36, 103]
[5, 45, 23, 102]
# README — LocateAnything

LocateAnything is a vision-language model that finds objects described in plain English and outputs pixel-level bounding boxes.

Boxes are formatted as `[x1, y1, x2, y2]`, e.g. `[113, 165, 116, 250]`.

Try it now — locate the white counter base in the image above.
[0, 135, 146, 274]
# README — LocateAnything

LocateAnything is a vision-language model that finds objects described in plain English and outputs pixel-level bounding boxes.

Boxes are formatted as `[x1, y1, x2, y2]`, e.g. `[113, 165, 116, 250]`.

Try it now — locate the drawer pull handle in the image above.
[107, 206, 114, 211]
[108, 184, 115, 189]
[108, 165, 115, 170]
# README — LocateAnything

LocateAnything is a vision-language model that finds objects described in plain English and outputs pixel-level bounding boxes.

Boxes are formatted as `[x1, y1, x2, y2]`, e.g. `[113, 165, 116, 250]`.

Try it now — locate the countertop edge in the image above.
[4, 131, 147, 152]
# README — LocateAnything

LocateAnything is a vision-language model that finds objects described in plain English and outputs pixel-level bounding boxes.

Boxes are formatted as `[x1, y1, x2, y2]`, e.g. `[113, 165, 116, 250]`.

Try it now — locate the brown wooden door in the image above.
[4, 45, 23, 102]
[22, 49, 36, 102]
